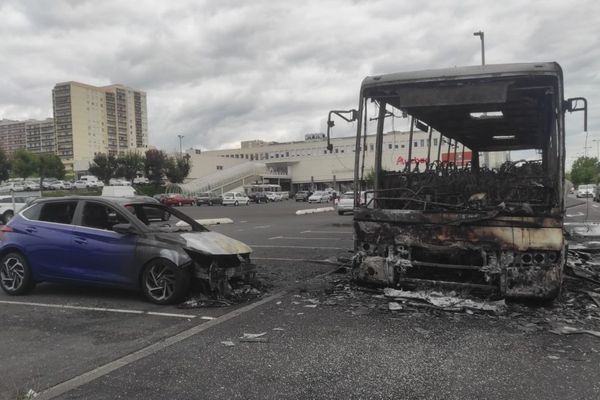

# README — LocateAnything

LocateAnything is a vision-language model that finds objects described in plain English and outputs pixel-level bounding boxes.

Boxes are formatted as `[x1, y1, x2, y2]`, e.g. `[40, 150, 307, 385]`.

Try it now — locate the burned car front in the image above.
[125, 202, 256, 295]
[336, 62, 588, 300]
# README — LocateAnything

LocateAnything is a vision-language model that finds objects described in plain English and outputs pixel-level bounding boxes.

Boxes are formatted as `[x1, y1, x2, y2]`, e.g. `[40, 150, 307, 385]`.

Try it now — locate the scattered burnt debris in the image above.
[178, 277, 271, 309]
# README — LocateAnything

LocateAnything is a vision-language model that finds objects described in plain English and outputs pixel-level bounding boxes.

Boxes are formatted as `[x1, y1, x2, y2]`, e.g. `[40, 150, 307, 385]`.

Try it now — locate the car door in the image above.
[70, 200, 138, 286]
[19, 200, 78, 280]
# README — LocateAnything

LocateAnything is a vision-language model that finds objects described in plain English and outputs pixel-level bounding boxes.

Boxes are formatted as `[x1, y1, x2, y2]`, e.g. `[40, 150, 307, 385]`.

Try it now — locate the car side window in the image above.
[80, 202, 129, 231]
[38, 201, 78, 224]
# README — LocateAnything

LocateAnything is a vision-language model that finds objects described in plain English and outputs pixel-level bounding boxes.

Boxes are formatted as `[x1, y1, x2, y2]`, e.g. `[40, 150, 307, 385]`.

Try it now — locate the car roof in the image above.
[28, 196, 160, 205]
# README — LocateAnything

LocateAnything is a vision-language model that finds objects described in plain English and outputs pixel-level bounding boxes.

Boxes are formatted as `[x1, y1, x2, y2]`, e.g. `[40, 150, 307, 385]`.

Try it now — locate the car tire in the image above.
[234, 200, 239, 206]
[338, 211, 344, 215]
[141, 259, 191, 305]
[2, 210, 14, 225]
[0, 252, 35, 295]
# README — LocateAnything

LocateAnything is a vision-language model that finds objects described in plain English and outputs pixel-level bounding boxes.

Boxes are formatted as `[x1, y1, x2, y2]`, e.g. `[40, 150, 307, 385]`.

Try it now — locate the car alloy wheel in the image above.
[0, 252, 34, 295]
[234, 200, 239, 206]
[209, 201, 213, 206]
[142, 259, 190, 305]
[2, 210, 14, 225]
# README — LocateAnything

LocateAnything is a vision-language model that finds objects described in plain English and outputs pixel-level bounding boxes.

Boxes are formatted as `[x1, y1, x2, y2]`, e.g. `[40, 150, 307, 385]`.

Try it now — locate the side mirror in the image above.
[113, 223, 137, 235]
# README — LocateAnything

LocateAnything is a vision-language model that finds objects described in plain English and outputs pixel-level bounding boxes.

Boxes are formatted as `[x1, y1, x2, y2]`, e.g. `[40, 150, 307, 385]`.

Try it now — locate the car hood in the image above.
[156, 231, 252, 255]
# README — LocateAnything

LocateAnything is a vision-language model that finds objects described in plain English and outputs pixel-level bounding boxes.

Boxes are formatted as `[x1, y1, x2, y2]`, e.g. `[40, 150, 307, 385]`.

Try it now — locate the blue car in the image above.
[0, 197, 256, 304]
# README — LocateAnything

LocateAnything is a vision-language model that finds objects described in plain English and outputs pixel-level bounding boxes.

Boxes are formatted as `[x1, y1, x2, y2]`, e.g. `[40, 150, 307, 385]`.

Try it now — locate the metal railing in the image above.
[175, 162, 267, 195]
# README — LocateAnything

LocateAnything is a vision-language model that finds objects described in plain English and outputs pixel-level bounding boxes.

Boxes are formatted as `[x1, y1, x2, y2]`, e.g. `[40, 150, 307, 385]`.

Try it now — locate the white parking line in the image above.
[268, 236, 346, 240]
[0, 300, 197, 319]
[36, 291, 285, 399]
[249, 244, 349, 250]
[253, 257, 342, 265]
[301, 230, 353, 234]
[254, 225, 271, 229]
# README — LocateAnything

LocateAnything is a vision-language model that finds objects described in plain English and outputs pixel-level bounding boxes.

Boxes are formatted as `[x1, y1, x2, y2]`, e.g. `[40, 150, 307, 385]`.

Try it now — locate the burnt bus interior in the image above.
[358, 72, 564, 216]
[325, 64, 588, 298]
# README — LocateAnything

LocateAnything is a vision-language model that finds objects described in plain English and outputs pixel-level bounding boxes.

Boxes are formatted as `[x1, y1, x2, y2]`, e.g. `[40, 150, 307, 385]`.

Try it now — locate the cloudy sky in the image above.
[0, 0, 598, 168]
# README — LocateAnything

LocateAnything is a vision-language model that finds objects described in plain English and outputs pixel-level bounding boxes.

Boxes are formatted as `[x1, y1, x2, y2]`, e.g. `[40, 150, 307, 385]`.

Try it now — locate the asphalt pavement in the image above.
[2, 198, 600, 399]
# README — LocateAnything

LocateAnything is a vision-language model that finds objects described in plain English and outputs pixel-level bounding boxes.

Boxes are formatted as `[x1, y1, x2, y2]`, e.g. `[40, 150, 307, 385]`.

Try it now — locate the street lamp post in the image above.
[473, 31, 485, 65]
[177, 134, 184, 156]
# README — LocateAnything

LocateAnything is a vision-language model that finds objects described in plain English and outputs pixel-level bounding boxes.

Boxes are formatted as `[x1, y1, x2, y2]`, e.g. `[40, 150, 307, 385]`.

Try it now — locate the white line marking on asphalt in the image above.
[254, 225, 271, 229]
[253, 257, 341, 265]
[301, 230, 353, 234]
[0, 300, 196, 319]
[268, 236, 346, 240]
[249, 244, 349, 250]
[36, 291, 285, 400]
[239, 220, 248, 223]
[566, 212, 585, 217]
[593, 204, 599, 208]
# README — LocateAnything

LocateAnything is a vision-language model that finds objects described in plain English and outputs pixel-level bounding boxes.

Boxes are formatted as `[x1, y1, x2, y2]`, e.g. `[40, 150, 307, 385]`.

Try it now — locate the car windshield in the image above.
[313, 191, 324, 195]
[124, 203, 208, 233]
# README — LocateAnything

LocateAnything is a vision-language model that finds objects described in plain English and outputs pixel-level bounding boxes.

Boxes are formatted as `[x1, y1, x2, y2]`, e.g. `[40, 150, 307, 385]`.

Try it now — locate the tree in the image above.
[88, 153, 118, 185]
[117, 152, 145, 184]
[37, 154, 65, 188]
[144, 149, 168, 185]
[165, 155, 191, 184]
[11, 149, 38, 179]
[0, 149, 10, 182]
[570, 156, 599, 186]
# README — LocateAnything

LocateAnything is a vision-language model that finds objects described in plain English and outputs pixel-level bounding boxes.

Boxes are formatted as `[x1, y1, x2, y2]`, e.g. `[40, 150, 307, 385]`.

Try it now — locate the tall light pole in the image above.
[473, 31, 485, 65]
[177, 134, 184, 156]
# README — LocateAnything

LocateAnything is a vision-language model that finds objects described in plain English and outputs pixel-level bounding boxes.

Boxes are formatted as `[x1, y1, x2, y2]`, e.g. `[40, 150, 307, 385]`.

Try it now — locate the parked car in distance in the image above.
[577, 184, 595, 198]
[0, 195, 36, 224]
[336, 192, 355, 215]
[109, 178, 132, 186]
[222, 192, 250, 206]
[308, 191, 331, 203]
[23, 181, 40, 191]
[0, 182, 26, 193]
[265, 191, 283, 202]
[248, 192, 268, 203]
[195, 192, 223, 206]
[294, 191, 311, 202]
[73, 180, 89, 190]
[279, 191, 290, 200]
[0, 197, 255, 304]
[160, 193, 195, 206]
[50, 180, 71, 190]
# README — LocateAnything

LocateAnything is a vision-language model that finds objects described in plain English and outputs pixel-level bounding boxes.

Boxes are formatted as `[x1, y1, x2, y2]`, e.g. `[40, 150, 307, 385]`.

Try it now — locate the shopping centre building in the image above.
[184, 130, 509, 194]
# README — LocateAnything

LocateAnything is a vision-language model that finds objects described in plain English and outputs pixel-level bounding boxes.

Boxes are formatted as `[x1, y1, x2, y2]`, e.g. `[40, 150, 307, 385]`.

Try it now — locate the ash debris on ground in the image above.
[295, 268, 600, 338]
[178, 278, 273, 309]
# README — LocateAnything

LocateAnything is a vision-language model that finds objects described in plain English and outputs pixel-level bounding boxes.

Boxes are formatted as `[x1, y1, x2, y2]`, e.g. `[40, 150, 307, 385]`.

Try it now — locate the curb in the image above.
[295, 207, 335, 215]
[196, 218, 234, 225]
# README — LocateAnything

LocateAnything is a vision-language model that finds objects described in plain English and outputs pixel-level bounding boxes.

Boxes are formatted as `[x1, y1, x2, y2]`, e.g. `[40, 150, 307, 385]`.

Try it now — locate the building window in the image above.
[414, 142, 418, 147]
[433, 138, 438, 146]
[286, 152, 289, 157]
[335, 148, 338, 153]
[340, 149, 344, 153]
[420, 139, 425, 147]
[275, 154, 279, 158]
[369, 144, 374, 151]
[401, 144, 405, 148]
[395, 144, 398, 149]
[216, 165, 223, 170]
[388, 144, 392, 149]
[324, 150, 327, 154]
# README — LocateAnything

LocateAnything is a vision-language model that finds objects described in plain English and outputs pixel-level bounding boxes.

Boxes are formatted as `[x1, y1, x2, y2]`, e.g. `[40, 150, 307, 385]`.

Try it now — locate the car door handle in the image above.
[74, 237, 87, 245]
[25, 227, 37, 233]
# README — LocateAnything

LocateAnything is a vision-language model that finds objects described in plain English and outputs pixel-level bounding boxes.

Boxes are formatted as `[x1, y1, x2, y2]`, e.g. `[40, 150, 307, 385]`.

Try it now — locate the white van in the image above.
[102, 185, 136, 197]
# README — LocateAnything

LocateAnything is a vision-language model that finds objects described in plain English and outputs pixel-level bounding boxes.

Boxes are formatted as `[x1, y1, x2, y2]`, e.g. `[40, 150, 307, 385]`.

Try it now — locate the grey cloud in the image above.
[0, 0, 598, 169]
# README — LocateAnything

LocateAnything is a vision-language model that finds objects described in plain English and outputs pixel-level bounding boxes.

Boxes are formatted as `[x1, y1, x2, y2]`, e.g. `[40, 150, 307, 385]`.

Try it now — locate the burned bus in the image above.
[328, 63, 587, 300]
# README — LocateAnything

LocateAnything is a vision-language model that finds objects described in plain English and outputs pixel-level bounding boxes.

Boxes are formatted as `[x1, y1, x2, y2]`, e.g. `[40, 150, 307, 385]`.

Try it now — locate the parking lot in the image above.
[2, 199, 600, 399]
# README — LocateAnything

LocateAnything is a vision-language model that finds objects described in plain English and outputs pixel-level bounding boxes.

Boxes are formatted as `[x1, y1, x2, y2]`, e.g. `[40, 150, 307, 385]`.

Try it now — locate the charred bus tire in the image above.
[141, 259, 191, 305]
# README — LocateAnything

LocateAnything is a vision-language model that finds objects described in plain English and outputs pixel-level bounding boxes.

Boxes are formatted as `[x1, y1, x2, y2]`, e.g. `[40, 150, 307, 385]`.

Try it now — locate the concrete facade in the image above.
[0, 118, 56, 156]
[52, 81, 149, 172]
